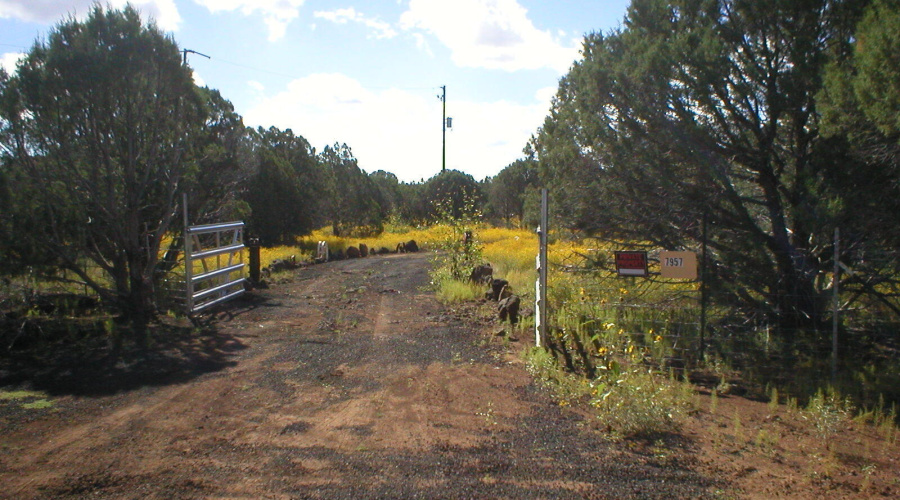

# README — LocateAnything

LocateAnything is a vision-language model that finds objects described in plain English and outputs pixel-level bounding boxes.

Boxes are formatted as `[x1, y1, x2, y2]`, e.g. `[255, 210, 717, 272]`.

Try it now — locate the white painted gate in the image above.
[185, 221, 246, 314]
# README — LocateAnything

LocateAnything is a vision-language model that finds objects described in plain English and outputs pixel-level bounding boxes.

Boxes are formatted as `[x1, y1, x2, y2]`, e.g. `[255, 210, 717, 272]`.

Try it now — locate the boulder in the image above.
[263, 255, 299, 277]
[359, 243, 369, 257]
[498, 294, 521, 325]
[469, 264, 493, 284]
[487, 278, 509, 301]
[405, 240, 419, 252]
[346, 246, 361, 259]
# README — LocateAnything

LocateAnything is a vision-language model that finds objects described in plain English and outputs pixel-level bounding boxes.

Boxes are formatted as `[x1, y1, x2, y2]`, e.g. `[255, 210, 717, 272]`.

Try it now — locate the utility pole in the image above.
[182, 48, 210, 66]
[439, 85, 447, 172]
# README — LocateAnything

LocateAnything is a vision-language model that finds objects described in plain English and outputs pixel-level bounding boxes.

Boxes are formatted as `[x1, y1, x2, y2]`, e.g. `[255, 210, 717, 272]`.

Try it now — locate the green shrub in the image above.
[590, 367, 693, 437]
[805, 388, 854, 441]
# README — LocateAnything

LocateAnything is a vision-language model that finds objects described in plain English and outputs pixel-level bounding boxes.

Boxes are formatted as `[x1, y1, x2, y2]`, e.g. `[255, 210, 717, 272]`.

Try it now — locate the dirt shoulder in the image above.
[0, 252, 718, 499]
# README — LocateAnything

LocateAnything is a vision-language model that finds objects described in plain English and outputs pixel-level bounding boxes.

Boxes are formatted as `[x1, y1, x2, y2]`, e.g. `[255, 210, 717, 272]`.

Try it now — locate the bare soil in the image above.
[0, 252, 897, 499]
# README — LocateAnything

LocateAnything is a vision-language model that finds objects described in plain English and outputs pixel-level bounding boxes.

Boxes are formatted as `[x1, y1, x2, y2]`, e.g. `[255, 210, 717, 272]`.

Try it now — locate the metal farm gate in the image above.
[185, 221, 246, 314]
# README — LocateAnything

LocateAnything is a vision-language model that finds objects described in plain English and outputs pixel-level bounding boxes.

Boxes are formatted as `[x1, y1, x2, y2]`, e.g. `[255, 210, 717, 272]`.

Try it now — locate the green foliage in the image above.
[319, 143, 386, 237]
[819, 0, 900, 254]
[187, 87, 252, 224]
[421, 169, 485, 222]
[0, 390, 53, 410]
[524, 346, 589, 403]
[0, 4, 206, 334]
[533, 0, 869, 333]
[850, 0, 900, 137]
[429, 186, 483, 280]
[426, 181, 486, 304]
[243, 127, 320, 245]
[582, 316, 693, 436]
[590, 369, 694, 438]
[0, 390, 47, 401]
[21, 399, 54, 410]
[369, 170, 402, 218]
[525, 344, 693, 438]
[485, 159, 538, 227]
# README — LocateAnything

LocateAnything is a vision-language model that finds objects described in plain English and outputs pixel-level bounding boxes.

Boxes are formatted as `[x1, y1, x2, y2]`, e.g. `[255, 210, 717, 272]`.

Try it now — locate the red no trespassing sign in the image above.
[615, 251, 648, 277]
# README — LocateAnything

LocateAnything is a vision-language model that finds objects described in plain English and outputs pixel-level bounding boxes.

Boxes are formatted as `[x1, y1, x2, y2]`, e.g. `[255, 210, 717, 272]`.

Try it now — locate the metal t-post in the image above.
[832, 227, 840, 384]
[536, 189, 549, 346]
[183, 193, 193, 314]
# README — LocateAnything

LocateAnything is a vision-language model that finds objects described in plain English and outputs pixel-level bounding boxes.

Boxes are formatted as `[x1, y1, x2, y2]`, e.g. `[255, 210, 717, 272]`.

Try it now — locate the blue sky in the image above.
[0, 0, 631, 182]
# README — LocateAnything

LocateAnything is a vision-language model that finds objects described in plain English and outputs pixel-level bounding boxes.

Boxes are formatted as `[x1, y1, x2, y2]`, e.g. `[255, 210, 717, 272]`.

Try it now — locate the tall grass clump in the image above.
[427, 195, 486, 300]
[437, 279, 484, 304]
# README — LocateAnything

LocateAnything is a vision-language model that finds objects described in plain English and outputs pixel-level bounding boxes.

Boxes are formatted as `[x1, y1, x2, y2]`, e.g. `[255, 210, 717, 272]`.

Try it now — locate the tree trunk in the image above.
[127, 273, 156, 350]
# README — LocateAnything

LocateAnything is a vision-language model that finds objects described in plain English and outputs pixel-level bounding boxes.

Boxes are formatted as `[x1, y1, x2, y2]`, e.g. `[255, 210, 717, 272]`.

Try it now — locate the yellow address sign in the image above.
[660, 251, 698, 280]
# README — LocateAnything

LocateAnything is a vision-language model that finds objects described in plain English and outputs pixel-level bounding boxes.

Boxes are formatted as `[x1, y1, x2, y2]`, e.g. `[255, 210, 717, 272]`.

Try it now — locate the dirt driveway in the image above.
[0, 253, 714, 499]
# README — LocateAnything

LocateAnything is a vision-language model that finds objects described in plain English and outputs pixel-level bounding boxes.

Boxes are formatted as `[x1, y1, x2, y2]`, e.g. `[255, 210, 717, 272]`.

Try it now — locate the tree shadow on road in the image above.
[0, 315, 247, 397]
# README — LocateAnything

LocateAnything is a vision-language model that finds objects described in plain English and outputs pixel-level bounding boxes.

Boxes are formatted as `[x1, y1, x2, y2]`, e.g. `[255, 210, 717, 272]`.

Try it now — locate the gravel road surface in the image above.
[0, 252, 715, 499]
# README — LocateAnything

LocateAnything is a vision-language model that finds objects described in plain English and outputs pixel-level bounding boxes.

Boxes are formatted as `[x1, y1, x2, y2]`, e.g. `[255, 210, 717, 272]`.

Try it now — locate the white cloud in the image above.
[534, 85, 557, 108]
[313, 7, 397, 39]
[244, 73, 551, 182]
[412, 32, 433, 57]
[0, 51, 24, 74]
[193, 0, 305, 41]
[0, 0, 181, 31]
[248, 80, 265, 93]
[192, 70, 205, 87]
[399, 0, 579, 73]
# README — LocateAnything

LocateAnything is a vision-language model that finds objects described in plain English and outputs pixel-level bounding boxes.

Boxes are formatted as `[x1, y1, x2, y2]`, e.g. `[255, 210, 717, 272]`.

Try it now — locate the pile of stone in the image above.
[323, 239, 419, 261]
[469, 264, 520, 325]
[262, 255, 302, 277]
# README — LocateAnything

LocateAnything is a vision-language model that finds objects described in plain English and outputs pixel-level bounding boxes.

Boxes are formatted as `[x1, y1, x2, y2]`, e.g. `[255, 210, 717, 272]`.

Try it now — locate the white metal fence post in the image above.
[536, 188, 549, 347]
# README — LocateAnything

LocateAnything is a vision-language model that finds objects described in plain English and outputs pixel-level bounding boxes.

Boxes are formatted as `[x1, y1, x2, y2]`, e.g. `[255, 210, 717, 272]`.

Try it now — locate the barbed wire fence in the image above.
[543, 242, 900, 408]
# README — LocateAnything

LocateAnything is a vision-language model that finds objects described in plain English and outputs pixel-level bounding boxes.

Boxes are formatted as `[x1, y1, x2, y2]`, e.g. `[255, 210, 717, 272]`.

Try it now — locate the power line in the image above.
[192, 51, 437, 91]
